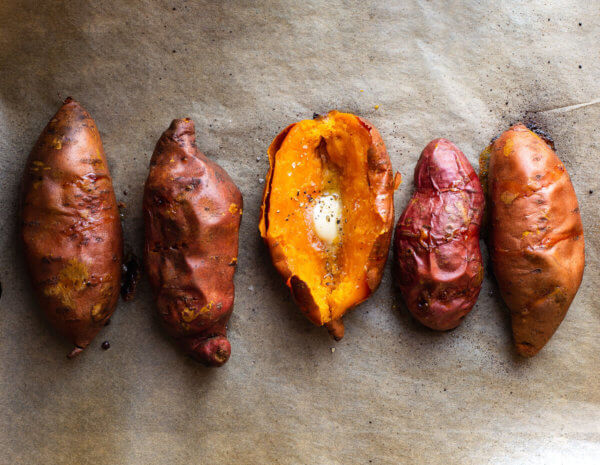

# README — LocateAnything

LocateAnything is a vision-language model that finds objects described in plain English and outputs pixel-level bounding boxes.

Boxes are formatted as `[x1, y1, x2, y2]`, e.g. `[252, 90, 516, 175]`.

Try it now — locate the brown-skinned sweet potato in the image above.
[21, 98, 123, 358]
[394, 139, 484, 330]
[143, 118, 242, 366]
[259, 111, 398, 340]
[486, 123, 585, 357]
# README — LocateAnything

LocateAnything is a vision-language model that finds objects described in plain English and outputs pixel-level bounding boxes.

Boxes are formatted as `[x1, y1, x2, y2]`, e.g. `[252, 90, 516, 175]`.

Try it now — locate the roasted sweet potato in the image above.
[21, 98, 123, 358]
[143, 118, 242, 366]
[394, 139, 484, 330]
[259, 111, 397, 340]
[486, 124, 585, 357]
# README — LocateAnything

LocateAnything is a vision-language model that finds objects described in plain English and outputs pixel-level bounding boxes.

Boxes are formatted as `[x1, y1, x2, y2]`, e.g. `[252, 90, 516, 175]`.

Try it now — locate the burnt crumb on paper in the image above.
[121, 252, 142, 301]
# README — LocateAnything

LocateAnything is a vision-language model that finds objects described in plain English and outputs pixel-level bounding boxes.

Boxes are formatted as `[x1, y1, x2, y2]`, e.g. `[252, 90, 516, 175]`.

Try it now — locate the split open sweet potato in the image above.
[21, 98, 123, 358]
[394, 139, 485, 330]
[259, 111, 397, 340]
[144, 118, 242, 366]
[486, 124, 585, 357]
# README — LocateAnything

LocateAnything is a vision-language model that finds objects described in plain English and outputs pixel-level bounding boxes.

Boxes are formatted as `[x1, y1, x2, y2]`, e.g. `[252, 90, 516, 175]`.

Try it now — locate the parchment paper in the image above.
[1, 1, 599, 464]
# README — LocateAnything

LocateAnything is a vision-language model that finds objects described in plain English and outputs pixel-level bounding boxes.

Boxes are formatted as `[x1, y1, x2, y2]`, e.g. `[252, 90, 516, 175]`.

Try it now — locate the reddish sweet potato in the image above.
[487, 124, 585, 357]
[143, 118, 242, 366]
[21, 98, 123, 358]
[394, 139, 484, 330]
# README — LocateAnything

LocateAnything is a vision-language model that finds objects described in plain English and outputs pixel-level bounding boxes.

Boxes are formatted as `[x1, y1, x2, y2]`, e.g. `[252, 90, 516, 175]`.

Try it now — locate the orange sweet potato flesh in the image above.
[394, 139, 484, 330]
[259, 111, 397, 340]
[488, 124, 585, 357]
[144, 119, 243, 366]
[21, 98, 123, 358]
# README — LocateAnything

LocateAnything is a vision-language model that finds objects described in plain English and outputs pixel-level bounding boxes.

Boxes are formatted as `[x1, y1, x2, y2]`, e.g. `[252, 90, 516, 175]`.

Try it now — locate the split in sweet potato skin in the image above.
[487, 124, 585, 357]
[259, 111, 398, 340]
[21, 98, 123, 358]
[143, 118, 242, 366]
[394, 139, 484, 330]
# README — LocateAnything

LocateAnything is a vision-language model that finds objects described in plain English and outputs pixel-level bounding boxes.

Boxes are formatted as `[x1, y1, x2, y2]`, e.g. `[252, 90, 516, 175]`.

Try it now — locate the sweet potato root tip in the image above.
[67, 346, 85, 359]
[185, 336, 231, 367]
[326, 319, 345, 341]
[515, 341, 538, 358]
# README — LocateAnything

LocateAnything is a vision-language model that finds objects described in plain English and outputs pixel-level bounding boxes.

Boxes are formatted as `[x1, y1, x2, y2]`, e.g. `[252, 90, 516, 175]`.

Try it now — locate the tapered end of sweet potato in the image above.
[67, 345, 85, 359]
[515, 341, 540, 358]
[326, 318, 345, 341]
[180, 336, 232, 367]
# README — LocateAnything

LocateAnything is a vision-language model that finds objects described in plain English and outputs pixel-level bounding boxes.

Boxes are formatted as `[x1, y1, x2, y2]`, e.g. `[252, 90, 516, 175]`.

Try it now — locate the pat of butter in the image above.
[312, 193, 342, 243]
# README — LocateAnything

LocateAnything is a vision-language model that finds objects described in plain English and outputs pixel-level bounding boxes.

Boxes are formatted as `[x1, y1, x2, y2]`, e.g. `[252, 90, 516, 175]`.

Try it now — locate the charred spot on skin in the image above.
[417, 296, 429, 310]
[184, 178, 202, 191]
[523, 121, 555, 149]
[153, 194, 166, 206]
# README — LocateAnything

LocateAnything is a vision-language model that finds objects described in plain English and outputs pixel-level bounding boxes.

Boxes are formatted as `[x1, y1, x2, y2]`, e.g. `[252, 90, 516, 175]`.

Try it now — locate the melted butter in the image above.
[312, 192, 342, 244]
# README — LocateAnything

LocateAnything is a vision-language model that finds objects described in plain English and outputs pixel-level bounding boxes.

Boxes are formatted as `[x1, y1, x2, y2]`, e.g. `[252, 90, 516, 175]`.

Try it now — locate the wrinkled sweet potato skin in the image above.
[143, 119, 242, 366]
[488, 124, 585, 357]
[362, 118, 398, 295]
[259, 112, 396, 340]
[394, 139, 484, 330]
[21, 98, 123, 358]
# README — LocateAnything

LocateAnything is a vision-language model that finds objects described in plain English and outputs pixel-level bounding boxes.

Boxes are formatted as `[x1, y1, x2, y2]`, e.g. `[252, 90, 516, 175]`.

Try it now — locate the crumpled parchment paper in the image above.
[0, 1, 598, 464]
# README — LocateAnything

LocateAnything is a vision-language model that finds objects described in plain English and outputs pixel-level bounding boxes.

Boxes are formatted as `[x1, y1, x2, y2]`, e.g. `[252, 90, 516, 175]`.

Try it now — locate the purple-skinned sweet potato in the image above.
[143, 118, 243, 366]
[394, 139, 484, 330]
